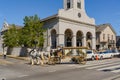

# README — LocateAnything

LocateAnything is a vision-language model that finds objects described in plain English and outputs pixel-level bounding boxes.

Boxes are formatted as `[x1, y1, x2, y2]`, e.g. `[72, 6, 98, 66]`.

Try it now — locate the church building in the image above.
[0, 0, 117, 56]
[42, 0, 96, 51]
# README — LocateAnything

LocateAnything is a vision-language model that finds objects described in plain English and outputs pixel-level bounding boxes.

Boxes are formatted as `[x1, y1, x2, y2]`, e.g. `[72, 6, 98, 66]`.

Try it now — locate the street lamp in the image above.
[2, 43, 4, 51]
[34, 40, 38, 48]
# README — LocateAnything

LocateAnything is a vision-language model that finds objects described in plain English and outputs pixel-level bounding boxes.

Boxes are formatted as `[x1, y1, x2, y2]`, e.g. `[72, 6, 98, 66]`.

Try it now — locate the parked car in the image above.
[86, 50, 98, 60]
[98, 50, 113, 60]
[111, 49, 120, 57]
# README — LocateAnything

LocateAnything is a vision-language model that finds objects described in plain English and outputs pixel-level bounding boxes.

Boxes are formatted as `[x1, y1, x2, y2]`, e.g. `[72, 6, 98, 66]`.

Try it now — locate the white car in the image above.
[86, 50, 98, 60]
[111, 49, 120, 57]
[98, 50, 113, 60]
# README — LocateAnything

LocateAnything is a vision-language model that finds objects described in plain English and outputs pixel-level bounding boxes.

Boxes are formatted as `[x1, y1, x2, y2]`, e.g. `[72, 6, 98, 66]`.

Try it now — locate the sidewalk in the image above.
[0, 53, 72, 63]
[6, 55, 29, 61]
[0, 59, 13, 65]
[0, 53, 29, 61]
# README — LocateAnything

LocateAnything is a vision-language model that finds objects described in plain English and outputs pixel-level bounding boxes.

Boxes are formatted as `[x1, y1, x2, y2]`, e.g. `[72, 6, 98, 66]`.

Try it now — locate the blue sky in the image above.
[0, 0, 120, 35]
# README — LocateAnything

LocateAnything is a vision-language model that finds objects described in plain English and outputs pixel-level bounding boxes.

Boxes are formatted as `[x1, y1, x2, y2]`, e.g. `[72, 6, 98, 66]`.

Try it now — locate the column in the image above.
[47, 28, 51, 51]
[83, 36, 86, 47]
[46, 35, 51, 52]
[72, 35, 76, 47]
[58, 34, 64, 47]
[92, 37, 96, 50]
[72, 35, 77, 55]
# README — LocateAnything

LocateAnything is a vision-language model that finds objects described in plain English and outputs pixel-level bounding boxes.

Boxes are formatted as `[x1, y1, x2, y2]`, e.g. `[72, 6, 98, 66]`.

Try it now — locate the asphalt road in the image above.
[9, 68, 114, 80]
[0, 56, 120, 80]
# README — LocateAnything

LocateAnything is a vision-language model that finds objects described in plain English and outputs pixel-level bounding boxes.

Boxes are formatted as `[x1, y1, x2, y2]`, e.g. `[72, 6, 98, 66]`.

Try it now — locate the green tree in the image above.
[3, 24, 20, 48]
[21, 14, 46, 48]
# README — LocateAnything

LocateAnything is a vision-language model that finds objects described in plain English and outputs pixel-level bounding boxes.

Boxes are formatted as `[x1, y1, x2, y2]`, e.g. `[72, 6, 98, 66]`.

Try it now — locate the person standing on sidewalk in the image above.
[3, 50, 7, 59]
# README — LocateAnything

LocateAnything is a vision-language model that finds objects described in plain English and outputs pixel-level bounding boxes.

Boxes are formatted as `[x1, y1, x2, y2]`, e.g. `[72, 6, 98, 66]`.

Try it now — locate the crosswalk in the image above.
[66, 59, 120, 73]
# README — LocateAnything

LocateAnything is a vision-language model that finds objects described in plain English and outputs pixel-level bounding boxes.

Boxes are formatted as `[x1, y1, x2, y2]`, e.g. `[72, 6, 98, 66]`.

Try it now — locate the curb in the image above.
[0, 53, 29, 61]
[7, 55, 29, 61]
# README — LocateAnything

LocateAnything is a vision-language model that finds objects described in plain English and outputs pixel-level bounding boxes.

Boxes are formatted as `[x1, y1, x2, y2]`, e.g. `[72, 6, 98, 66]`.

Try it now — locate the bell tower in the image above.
[64, 0, 85, 11]
[59, 0, 95, 24]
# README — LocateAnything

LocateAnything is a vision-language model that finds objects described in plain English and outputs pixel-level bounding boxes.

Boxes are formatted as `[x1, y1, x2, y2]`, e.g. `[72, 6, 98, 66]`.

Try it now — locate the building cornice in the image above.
[41, 14, 58, 22]
[58, 16, 96, 27]
[41, 14, 96, 28]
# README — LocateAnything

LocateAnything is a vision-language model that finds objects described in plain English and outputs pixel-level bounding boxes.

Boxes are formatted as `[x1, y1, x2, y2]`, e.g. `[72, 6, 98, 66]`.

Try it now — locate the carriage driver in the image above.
[57, 46, 64, 56]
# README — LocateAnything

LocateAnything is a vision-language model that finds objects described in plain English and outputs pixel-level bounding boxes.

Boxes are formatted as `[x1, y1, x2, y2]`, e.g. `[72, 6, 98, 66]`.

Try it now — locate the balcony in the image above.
[100, 40, 107, 43]
[108, 40, 115, 44]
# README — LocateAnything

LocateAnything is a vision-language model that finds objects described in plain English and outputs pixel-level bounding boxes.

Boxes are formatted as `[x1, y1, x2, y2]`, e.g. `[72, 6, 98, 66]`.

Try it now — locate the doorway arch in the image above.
[51, 29, 57, 49]
[65, 29, 73, 47]
[76, 31, 83, 47]
[86, 32, 92, 49]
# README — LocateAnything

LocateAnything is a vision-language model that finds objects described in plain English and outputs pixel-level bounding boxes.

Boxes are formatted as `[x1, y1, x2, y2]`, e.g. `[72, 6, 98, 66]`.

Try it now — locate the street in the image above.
[0, 57, 120, 80]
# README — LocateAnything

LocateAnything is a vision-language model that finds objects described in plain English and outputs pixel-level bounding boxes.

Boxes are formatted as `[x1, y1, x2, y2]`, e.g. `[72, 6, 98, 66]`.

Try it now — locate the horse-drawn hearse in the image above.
[27, 47, 88, 65]
[63, 47, 88, 64]
[46, 47, 88, 65]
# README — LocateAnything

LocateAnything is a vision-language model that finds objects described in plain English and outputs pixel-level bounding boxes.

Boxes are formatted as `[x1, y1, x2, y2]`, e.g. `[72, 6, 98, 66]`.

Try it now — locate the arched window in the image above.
[86, 32, 92, 49]
[65, 29, 73, 47]
[51, 29, 57, 49]
[76, 31, 83, 47]
[77, 0, 81, 9]
[67, 0, 71, 9]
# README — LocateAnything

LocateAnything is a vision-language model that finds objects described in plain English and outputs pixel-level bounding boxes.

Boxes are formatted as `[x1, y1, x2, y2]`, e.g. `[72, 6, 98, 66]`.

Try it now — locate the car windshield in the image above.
[103, 50, 112, 54]
[118, 50, 120, 53]
[103, 51, 108, 53]
[99, 52, 103, 54]
[86, 51, 92, 54]
[112, 50, 118, 53]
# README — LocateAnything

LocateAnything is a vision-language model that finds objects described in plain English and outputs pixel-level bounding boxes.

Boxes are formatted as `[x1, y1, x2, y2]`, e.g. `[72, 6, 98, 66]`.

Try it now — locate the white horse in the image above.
[27, 48, 43, 65]
[27, 48, 51, 65]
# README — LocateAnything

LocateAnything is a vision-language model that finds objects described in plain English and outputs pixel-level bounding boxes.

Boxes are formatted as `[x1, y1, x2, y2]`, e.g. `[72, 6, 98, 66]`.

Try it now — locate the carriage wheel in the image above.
[58, 57, 61, 64]
[77, 57, 87, 64]
[77, 57, 82, 64]
[81, 58, 87, 65]
[77, 59, 81, 64]
[48, 58, 56, 65]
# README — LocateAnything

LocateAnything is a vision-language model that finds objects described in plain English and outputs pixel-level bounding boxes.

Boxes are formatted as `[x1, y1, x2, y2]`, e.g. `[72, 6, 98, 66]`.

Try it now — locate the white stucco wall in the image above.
[43, 18, 59, 50]
[58, 9, 95, 25]
[58, 18, 96, 49]
[61, 0, 95, 24]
